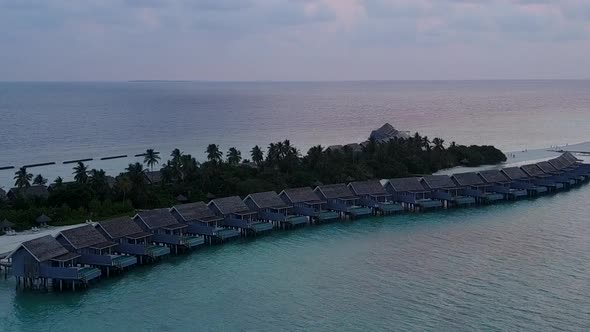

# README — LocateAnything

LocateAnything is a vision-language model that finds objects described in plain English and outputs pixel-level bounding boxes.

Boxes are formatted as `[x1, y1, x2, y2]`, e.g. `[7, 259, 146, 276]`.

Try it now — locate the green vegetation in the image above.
[0, 134, 506, 230]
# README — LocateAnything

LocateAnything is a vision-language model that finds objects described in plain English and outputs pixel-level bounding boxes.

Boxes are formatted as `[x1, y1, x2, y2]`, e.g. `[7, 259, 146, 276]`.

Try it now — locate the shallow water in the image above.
[1, 185, 589, 331]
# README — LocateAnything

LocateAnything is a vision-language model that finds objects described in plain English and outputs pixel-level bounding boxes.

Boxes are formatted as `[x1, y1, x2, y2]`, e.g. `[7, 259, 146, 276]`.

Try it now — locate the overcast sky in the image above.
[1, 0, 589, 81]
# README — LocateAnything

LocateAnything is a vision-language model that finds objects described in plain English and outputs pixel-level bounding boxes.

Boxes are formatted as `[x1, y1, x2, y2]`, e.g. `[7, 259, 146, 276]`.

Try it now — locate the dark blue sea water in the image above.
[1, 80, 590, 186]
[1, 80, 590, 331]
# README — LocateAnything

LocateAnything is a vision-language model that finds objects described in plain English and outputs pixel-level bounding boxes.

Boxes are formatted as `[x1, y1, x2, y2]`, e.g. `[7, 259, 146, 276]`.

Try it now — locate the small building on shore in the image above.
[7, 185, 49, 201]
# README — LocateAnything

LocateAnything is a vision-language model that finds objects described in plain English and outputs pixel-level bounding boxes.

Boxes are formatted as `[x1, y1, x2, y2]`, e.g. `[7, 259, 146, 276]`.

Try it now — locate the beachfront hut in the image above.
[279, 187, 340, 223]
[7, 235, 101, 290]
[313, 184, 372, 218]
[384, 177, 442, 210]
[56, 225, 137, 276]
[144, 171, 162, 185]
[96, 217, 170, 263]
[450, 172, 505, 203]
[478, 170, 528, 199]
[36, 214, 51, 227]
[176, 194, 189, 203]
[420, 175, 476, 207]
[7, 185, 49, 201]
[0, 219, 15, 233]
[243, 191, 308, 229]
[501, 167, 548, 195]
[208, 196, 273, 235]
[348, 180, 403, 214]
[520, 164, 563, 191]
[170, 202, 240, 242]
[133, 209, 204, 253]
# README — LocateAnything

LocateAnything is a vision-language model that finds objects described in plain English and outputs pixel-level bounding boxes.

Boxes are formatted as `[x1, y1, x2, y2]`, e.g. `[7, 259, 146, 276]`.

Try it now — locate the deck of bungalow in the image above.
[478, 170, 528, 200]
[244, 191, 309, 229]
[521, 164, 563, 191]
[450, 172, 505, 203]
[279, 187, 340, 223]
[7, 235, 101, 291]
[96, 217, 170, 264]
[208, 196, 273, 235]
[170, 202, 241, 243]
[501, 167, 548, 195]
[421, 175, 476, 207]
[384, 177, 442, 211]
[134, 209, 204, 254]
[348, 180, 403, 215]
[314, 184, 373, 219]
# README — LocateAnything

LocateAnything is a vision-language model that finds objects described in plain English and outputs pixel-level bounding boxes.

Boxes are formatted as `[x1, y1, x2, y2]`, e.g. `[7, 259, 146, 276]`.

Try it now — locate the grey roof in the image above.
[563, 152, 579, 163]
[521, 164, 545, 177]
[502, 167, 528, 180]
[9, 185, 49, 199]
[344, 143, 362, 152]
[349, 180, 387, 195]
[548, 158, 566, 170]
[135, 209, 179, 229]
[452, 172, 485, 186]
[36, 214, 52, 224]
[536, 161, 557, 173]
[387, 177, 426, 192]
[209, 196, 251, 215]
[145, 171, 162, 184]
[0, 219, 14, 228]
[327, 145, 343, 151]
[315, 184, 355, 199]
[98, 217, 145, 240]
[20, 235, 69, 262]
[172, 202, 219, 222]
[246, 191, 289, 209]
[479, 170, 510, 184]
[280, 187, 323, 203]
[369, 123, 409, 141]
[176, 194, 188, 202]
[59, 225, 113, 250]
[421, 175, 456, 190]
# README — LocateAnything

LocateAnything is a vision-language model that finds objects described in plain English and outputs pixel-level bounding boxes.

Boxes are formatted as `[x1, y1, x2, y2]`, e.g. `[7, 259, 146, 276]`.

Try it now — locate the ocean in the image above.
[1, 80, 590, 187]
[1, 80, 590, 331]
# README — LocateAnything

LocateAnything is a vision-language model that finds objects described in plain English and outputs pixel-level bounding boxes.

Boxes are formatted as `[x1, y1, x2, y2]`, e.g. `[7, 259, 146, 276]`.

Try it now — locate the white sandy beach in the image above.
[2, 141, 590, 257]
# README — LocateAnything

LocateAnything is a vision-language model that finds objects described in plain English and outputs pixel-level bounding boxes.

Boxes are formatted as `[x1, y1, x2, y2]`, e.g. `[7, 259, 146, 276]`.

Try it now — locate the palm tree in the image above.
[14, 167, 32, 188]
[73, 162, 89, 184]
[126, 162, 145, 188]
[227, 147, 242, 165]
[206, 144, 223, 163]
[250, 145, 264, 166]
[170, 148, 183, 163]
[116, 175, 132, 202]
[306, 145, 324, 168]
[54, 176, 63, 185]
[33, 174, 47, 186]
[432, 137, 445, 151]
[143, 149, 161, 172]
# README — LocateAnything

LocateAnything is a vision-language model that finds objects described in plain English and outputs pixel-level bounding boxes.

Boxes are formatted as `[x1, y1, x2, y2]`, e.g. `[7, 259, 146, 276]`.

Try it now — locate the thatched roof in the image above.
[97, 217, 145, 240]
[209, 196, 251, 215]
[280, 187, 323, 204]
[0, 219, 14, 228]
[245, 191, 290, 209]
[176, 194, 188, 202]
[348, 180, 387, 195]
[36, 214, 52, 224]
[135, 209, 179, 230]
[17, 235, 69, 262]
[58, 225, 115, 250]
[315, 184, 355, 199]
[451, 172, 484, 186]
[172, 202, 220, 222]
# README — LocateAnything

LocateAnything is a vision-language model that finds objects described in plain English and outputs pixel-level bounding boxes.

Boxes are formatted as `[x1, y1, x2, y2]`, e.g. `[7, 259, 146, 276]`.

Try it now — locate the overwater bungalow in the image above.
[170, 202, 240, 243]
[420, 175, 476, 207]
[478, 170, 528, 199]
[384, 177, 442, 211]
[313, 184, 373, 218]
[208, 196, 273, 235]
[520, 164, 563, 191]
[133, 209, 204, 253]
[96, 217, 170, 263]
[501, 167, 548, 195]
[450, 172, 505, 203]
[536, 161, 577, 187]
[7, 235, 101, 291]
[56, 225, 137, 276]
[243, 191, 309, 229]
[558, 153, 590, 179]
[279, 187, 340, 223]
[348, 180, 404, 214]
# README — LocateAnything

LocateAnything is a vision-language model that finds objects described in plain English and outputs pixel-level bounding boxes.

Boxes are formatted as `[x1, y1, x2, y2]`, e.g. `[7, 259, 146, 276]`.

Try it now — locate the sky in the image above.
[1, 0, 590, 81]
